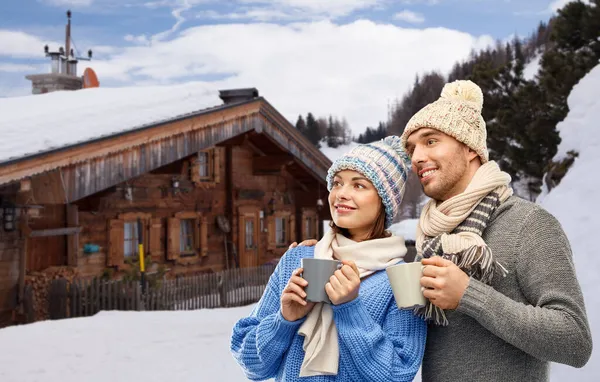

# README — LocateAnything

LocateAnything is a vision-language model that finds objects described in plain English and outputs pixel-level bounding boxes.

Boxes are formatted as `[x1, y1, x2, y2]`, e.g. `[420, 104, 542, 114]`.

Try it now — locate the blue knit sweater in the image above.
[230, 246, 427, 381]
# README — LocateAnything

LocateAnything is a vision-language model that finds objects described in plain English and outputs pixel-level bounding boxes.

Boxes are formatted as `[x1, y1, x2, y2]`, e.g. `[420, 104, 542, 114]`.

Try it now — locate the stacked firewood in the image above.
[25, 267, 79, 321]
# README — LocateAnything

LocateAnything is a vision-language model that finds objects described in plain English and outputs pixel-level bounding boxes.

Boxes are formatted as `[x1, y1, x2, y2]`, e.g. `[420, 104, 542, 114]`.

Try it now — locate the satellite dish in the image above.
[216, 215, 231, 233]
[82, 67, 99, 88]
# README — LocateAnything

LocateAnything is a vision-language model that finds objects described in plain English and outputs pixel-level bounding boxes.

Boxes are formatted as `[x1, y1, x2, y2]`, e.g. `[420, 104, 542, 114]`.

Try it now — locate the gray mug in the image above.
[301, 258, 342, 304]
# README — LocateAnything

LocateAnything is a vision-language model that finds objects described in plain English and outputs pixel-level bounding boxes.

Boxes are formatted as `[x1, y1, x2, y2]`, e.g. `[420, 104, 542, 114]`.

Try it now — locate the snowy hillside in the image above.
[319, 141, 360, 163]
[538, 63, 600, 381]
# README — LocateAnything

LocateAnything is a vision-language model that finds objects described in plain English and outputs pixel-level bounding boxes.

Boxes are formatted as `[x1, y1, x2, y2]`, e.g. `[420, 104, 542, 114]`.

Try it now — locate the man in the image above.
[293, 80, 592, 381]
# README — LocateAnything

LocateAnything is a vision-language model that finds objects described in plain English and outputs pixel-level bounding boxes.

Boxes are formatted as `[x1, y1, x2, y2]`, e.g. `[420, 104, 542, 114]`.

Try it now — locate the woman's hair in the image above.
[329, 201, 391, 241]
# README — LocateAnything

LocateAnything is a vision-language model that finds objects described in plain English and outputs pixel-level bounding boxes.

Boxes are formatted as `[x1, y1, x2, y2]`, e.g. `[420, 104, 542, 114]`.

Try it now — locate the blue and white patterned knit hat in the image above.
[326, 136, 411, 228]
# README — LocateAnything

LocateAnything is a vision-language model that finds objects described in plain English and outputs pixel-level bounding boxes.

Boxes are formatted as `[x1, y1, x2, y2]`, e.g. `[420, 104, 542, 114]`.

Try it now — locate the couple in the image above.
[230, 80, 592, 381]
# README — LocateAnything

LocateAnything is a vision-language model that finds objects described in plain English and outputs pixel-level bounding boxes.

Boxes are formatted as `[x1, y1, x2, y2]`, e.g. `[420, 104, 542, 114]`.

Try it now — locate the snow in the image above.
[0, 307, 254, 382]
[523, 53, 542, 81]
[389, 219, 418, 241]
[319, 141, 360, 163]
[537, 63, 600, 382]
[0, 82, 221, 164]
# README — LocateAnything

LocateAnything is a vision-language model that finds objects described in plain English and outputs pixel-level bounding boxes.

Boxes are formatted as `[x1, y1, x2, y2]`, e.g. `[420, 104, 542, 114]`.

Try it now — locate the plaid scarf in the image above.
[415, 161, 513, 326]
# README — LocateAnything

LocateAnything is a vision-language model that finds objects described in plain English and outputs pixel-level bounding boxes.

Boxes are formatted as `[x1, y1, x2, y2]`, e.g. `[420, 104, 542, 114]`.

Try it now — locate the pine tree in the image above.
[326, 115, 339, 148]
[305, 113, 322, 148]
[295, 115, 306, 135]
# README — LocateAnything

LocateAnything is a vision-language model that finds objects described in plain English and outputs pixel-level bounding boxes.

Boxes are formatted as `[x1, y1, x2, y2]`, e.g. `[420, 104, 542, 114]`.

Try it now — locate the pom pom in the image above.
[440, 80, 484, 112]
[382, 135, 411, 168]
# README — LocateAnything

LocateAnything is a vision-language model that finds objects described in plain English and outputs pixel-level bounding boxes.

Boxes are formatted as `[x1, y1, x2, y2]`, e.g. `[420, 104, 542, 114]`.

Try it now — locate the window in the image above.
[276, 217, 287, 247]
[198, 152, 210, 178]
[180, 219, 195, 255]
[268, 212, 293, 251]
[302, 209, 318, 240]
[107, 213, 151, 267]
[167, 213, 209, 260]
[190, 148, 222, 187]
[245, 219, 255, 249]
[124, 221, 141, 258]
[304, 216, 314, 238]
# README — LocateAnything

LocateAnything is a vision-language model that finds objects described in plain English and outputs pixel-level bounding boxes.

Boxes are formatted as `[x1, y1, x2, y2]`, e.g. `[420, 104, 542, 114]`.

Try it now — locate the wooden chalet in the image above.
[0, 86, 332, 326]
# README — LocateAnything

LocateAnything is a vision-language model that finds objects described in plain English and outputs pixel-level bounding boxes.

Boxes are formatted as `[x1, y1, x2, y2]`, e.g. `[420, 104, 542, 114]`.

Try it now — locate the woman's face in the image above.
[328, 170, 382, 241]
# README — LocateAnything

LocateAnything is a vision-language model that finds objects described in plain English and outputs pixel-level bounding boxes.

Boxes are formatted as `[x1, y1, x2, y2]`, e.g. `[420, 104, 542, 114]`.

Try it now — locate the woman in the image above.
[230, 136, 426, 381]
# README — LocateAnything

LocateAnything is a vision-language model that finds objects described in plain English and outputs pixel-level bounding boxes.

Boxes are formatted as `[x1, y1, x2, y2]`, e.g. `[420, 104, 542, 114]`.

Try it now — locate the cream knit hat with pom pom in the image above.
[400, 80, 489, 164]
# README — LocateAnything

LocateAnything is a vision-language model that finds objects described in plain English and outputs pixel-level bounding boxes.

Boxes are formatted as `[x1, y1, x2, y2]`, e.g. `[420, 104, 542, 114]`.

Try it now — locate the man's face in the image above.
[405, 128, 477, 201]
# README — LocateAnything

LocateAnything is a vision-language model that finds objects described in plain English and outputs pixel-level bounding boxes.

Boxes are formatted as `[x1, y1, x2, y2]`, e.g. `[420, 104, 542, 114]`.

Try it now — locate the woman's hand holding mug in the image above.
[281, 268, 315, 321]
[325, 260, 361, 305]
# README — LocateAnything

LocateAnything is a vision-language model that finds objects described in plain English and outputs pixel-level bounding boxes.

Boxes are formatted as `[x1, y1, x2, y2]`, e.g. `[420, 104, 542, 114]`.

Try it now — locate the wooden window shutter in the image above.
[200, 217, 208, 257]
[213, 148, 221, 184]
[143, 218, 150, 252]
[167, 218, 180, 260]
[267, 216, 275, 250]
[148, 218, 162, 258]
[107, 219, 125, 267]
[190, 157, 200, 184]
[289, 214, 296, 244]
[193, 217, 201, 253]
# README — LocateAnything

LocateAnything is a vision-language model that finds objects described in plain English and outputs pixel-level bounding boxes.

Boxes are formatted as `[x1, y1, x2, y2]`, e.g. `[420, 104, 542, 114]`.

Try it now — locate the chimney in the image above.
[218, 88, 259, 104]
[25, 10, 92, 95]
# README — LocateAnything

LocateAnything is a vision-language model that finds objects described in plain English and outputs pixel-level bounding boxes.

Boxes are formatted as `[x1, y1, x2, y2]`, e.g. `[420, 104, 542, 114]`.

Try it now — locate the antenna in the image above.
[42, 10, 92, 75]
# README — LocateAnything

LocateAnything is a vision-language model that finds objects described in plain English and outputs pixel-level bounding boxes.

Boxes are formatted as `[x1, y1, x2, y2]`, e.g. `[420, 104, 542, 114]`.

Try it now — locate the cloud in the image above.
[197, 9, 307, 22]
[238, 0, 384, 17]
[86, 20, 492, 134]
[397, 0, 440, 4]
[39, 0, 94, 6]
[0, 63, 39, 73]
[0, 30, 61, 59]
[393, 10, 425, 24]
[124, 34, 151, 45]
[1, 20, 493, 135]
[547, 0, 590, 12]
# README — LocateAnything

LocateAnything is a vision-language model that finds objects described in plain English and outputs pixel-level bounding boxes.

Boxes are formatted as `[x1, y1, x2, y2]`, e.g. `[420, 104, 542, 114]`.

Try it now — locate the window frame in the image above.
[179, 218, 197, 256]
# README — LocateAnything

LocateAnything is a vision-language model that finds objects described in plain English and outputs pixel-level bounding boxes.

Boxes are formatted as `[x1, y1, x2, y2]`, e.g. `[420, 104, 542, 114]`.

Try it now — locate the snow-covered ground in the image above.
[0, 307, 254, 382]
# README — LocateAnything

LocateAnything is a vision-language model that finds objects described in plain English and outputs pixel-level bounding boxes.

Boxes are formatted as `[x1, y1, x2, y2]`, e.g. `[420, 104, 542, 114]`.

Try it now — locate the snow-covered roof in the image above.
[0, 82, 228, 164]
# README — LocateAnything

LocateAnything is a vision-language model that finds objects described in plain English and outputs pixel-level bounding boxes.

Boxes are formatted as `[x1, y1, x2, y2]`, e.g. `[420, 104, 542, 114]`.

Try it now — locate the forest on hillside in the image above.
[295, 0, 599, 215]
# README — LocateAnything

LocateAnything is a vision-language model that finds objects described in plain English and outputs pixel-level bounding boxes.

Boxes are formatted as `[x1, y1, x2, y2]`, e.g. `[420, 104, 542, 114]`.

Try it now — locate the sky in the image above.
[0, 0, 574, 135]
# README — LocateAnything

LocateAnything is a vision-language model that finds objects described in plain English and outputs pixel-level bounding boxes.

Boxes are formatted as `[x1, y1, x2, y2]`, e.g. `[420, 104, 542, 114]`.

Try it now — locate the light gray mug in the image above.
[386, 262, 427, 309]
[301, 258, 342, 304]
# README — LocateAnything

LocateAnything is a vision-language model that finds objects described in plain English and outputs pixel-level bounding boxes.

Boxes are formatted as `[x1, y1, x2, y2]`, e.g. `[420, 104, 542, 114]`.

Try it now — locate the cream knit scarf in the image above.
[415, 161, 513, 325]
[297, 229, 407, 377]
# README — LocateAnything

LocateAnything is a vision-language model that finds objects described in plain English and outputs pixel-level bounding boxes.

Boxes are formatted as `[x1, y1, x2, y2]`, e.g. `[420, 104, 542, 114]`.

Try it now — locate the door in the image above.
[238, 206, 259, 268]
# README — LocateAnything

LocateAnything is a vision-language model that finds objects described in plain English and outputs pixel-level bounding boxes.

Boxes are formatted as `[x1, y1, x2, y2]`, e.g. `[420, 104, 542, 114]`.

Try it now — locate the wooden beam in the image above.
[253, 155, 294, 175]
[29, 227, 82, 237]
[0, 101, 262, 187]
[244, 135, 267, 156]
[66, 205, 79, 266]
[18, 217, 29, 315]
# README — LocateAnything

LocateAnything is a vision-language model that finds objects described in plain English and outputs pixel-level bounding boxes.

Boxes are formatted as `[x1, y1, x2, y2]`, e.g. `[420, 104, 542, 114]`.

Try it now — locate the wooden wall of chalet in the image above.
[70, 140, 320, 279]
[74, 147, 225, 278]
[0, 228, 19, 326]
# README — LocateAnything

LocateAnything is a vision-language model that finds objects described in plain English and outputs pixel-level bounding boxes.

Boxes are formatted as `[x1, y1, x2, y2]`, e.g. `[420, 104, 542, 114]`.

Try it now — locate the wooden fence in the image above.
[48, 264, 276, 320]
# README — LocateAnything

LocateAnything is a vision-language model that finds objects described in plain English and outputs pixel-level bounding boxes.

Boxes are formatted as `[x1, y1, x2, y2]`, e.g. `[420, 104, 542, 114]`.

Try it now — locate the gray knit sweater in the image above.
[421, 196, 592, 382]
